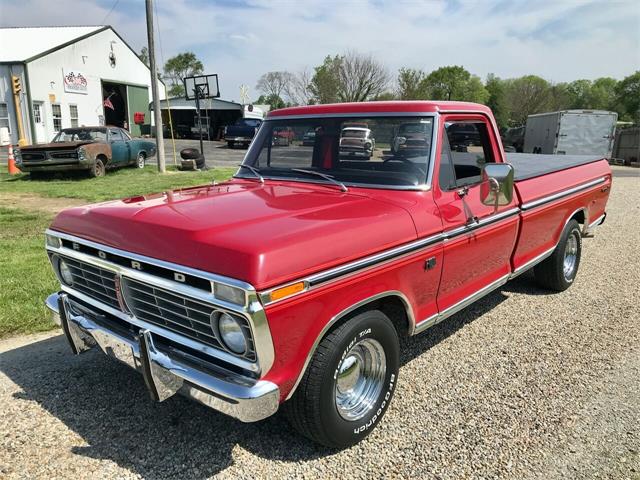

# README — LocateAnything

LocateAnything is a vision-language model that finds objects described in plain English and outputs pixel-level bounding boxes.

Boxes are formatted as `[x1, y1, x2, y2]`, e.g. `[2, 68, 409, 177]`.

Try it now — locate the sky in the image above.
[1, 0, 639, 102]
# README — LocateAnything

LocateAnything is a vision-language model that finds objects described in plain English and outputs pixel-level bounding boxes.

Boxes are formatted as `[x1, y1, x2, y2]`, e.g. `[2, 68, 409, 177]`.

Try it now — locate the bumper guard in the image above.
[46, 292, 280, 422]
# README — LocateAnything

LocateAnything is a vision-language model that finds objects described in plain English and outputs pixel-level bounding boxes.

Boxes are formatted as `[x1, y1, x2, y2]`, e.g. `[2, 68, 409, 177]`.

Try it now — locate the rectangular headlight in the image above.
[213, 282, 246, 305]
[45, 233, 61, 248]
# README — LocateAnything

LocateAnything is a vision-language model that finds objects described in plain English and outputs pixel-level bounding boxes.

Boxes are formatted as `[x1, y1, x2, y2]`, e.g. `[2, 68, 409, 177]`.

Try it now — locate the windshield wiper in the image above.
[291, 169, 348, 192]
[237, 164, 264, 184]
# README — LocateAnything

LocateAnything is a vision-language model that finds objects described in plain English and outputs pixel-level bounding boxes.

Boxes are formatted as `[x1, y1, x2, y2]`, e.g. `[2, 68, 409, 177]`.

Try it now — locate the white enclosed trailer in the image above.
[524, 110, 617, 158]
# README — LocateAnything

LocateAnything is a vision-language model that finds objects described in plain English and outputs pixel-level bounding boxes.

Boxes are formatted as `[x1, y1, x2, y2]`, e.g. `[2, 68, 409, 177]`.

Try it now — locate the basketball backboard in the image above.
[184, 74, 220, 100]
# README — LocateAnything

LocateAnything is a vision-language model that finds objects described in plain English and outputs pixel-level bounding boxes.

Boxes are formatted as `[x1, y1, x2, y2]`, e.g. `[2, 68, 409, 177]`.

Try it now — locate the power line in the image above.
[101, 0, 120, 24]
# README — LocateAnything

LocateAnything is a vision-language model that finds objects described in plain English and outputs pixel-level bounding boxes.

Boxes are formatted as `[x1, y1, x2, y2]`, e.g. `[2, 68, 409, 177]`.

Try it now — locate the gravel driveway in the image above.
[1, 168, 638, 479]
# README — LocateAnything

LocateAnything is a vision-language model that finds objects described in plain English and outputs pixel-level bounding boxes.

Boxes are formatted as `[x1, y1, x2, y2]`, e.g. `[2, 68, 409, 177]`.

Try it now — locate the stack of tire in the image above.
[179, 148, 206, 170]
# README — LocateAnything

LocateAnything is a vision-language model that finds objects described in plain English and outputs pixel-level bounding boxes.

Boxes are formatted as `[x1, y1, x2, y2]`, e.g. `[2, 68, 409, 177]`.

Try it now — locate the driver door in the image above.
[434, 115, 519, 313]
[108, 128, 131, 165]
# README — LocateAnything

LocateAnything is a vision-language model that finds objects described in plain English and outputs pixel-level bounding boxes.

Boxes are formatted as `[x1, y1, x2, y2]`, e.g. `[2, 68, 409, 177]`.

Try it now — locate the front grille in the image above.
[56, 255, 257, 362]
[125, 279, 256, 361]
[20, 152, 46, 161]
[61, 256, 120, 309]
[49, 150, 78, 159]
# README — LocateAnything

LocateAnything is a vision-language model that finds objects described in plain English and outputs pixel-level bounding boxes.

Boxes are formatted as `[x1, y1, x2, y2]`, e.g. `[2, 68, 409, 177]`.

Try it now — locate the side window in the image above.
[442, 121, 495, 188]
[109, 129, 123, 142]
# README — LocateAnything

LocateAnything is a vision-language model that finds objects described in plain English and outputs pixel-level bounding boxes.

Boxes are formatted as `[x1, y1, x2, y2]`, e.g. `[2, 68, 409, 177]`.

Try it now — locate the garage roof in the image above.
[0, 26, 105, 62]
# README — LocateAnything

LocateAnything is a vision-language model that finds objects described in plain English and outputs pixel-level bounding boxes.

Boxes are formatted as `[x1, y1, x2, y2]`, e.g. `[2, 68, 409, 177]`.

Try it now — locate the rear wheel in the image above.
[286, 310, 399, 448]
[89, 158, 105, 178]
[534, 219, 582, 291]
[227, 141, 235, 149]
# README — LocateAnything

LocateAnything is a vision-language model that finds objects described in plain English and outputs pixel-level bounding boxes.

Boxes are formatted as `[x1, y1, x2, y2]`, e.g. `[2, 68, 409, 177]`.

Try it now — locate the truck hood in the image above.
[51, 181, 418, 289]
[20, 141, 95, 151]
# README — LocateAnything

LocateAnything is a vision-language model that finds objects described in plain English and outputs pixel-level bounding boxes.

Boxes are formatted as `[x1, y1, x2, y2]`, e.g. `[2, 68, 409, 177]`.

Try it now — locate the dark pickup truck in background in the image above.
[223, 118, 262, 149]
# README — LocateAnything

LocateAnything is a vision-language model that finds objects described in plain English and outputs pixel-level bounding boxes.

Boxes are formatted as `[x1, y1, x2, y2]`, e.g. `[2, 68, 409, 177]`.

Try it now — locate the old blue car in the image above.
[16, 126, 157, 177]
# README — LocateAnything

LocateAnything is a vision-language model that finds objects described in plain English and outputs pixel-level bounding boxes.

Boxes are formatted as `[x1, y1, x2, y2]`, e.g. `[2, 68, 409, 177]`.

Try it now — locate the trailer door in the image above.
[556, 112, 617, 157]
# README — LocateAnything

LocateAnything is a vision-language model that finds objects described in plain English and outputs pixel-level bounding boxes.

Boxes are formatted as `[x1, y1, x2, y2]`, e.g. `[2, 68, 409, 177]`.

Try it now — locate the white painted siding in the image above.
[23, 27, 164, 143]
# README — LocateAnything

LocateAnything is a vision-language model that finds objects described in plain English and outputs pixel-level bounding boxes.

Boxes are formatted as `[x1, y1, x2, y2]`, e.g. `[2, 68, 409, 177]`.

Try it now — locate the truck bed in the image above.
[506, 153, 604, 181]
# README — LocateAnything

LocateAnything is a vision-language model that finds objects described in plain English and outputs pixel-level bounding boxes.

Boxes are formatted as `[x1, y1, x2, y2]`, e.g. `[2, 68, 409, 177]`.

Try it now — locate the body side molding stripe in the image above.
[521, 177, 606, 211]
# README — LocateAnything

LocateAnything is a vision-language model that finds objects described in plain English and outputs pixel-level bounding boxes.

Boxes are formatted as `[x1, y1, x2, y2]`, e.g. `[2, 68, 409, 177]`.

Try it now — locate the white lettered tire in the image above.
[286, 310, 400, 448]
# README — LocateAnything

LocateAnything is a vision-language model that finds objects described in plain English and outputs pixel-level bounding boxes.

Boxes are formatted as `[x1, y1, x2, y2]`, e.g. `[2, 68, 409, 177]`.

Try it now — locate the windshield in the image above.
[53, 128, 106, 142]
[239, 116, 434, 188]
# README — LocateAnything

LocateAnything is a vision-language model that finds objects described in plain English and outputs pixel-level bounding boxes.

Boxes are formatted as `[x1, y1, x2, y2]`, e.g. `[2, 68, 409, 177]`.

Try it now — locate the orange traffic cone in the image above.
[7, 144, 20, 175]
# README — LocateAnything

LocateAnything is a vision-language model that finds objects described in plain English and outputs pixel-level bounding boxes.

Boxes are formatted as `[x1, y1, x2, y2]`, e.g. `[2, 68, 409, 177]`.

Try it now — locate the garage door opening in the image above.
[102, 81, 128, 128]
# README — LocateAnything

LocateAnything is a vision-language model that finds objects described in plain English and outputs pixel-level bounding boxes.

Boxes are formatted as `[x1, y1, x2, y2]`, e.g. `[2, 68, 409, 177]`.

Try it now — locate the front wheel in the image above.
[534, 219, 582, 291]
[89, 158, 105, 178]
[286, 310, 399, 448]
[136, 152, 146, 169]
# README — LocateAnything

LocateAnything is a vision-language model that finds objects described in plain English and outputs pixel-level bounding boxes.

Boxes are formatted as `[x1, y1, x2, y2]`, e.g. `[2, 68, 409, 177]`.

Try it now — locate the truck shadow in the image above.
[0, 277, 538, 477]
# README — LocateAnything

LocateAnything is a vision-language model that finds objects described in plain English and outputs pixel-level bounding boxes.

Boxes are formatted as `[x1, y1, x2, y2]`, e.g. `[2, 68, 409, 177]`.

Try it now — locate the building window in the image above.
[52, 104, 62, 132]
[0, 103, 10, 133]
[33, 104, 42, 124]
[69, 105, 78, 128]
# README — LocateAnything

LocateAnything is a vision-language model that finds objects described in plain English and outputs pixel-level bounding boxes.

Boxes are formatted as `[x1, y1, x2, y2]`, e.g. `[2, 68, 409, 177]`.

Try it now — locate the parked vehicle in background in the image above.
[44, 101, 611, 449]
[339, 127, 375, 158]
[612, 126, 640, 166]
[391, 121, 431, 156]
[272, 126, 295, 146]
[502, 126, 525, 152]
[302, 128, 317, 146]
[524, 110, 617, 157]
[224, 118, 262, 149]
[16, 126, 157, 177]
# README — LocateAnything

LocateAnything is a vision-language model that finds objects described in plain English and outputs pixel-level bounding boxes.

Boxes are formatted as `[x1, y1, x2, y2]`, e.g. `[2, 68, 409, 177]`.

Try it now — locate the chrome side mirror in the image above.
[480, 163, 514, 212]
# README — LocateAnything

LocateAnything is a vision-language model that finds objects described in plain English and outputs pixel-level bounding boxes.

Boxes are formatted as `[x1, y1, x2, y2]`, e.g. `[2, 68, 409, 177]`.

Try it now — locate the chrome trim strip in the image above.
[285, 290, 414, 400]
[46, 229, 254, 291]
[413, 273, 511, 335]
[51, 292, 280, 422]
[45, 231, 275, 376]
[233, 175, 432, 192]
[509, 246, 555, 279]
[585, 212, 606, 235]
[521, 177, 606, 211]
[265, 112, 438, 120]
[261, 207, 520, 306]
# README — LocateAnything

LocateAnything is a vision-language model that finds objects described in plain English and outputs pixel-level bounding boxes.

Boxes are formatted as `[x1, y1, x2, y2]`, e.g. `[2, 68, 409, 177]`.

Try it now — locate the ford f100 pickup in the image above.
[44, 101, 611, 448]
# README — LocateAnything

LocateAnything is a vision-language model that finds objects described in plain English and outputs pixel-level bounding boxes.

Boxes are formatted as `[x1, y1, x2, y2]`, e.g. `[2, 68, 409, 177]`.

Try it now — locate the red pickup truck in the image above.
[44, 101, 611, 448]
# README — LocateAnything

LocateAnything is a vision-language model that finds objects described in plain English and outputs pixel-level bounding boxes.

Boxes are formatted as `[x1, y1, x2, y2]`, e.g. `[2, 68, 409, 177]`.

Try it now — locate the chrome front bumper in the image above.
[46, 292, 280, 422]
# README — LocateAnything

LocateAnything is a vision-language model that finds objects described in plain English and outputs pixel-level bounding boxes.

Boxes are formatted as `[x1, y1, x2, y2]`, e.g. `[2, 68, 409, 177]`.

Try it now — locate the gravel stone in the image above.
[0, 166, 638, 479]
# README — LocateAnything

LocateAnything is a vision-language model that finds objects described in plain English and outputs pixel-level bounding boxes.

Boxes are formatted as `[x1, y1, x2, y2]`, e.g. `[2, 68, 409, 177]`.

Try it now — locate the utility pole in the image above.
[145, 0, 166, 173]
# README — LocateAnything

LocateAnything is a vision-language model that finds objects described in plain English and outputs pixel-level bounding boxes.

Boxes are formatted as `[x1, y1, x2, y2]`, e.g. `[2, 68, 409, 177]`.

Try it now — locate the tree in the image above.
[336, 51, 390, 102]
[566, 79, 593, 109]
[503, 75, 552, 125]
[422, 66, 489, 103]
[309, 55, 342, 104]
[284, 68, 314, 105]
[138, 47, 149, 67]
[163, 52, 204, 97]
[309, 52, 390, 103]
[255, 93, 287, 110]
[615, 71, 640, 122]
[397, 68, 428, 100]
[256, 71, 292, 101]
[485, 74, 508, 130]
[589, 77, 618, 111]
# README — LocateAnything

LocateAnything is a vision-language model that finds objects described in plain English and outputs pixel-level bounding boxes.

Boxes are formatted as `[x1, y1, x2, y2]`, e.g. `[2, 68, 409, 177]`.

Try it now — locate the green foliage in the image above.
[255, 94, 287, 109]
[397, 68, 428, 100]
[309, 55, 343, 104]
[163, 52, 204, 98]
[615, 71, 640, 122]
[422, 66, 489, 103]
[485, 74, 509, 130]
[503, 75, 552, 125]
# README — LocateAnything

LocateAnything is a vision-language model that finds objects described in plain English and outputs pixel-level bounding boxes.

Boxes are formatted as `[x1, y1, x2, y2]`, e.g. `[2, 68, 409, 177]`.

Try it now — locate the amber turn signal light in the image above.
[269, 282, 306, 302]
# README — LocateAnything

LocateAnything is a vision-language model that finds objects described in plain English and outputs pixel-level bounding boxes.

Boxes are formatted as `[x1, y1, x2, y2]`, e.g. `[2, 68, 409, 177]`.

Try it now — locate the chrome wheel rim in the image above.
[137, 154, 145, 168]
[335, 338, 386, 421]
[563, 232, 578, 280]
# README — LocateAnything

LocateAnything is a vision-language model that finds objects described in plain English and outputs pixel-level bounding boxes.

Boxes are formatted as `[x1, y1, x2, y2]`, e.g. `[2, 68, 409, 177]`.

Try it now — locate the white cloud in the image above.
[1, 0, 638, 101]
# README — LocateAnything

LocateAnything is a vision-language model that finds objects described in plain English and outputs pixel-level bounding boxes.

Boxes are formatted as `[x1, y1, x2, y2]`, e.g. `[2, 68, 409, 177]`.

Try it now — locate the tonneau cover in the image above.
[506, 153, 604, 181]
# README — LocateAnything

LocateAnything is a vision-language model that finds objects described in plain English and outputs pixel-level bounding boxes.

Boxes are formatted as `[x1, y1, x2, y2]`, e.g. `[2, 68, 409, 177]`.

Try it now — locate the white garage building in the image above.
[0, 25, 164, 145]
